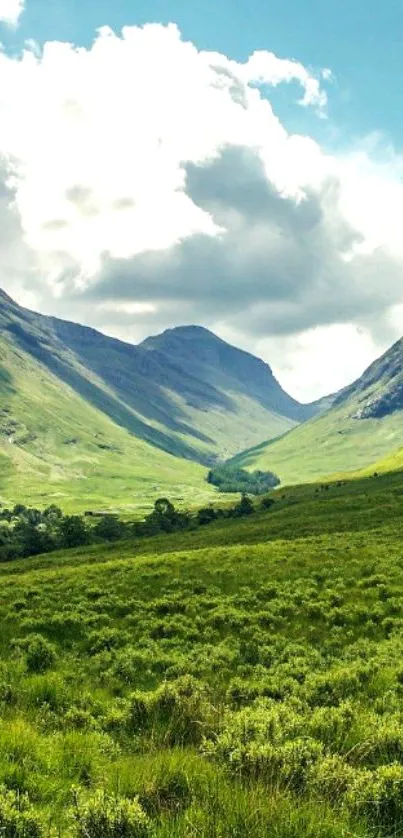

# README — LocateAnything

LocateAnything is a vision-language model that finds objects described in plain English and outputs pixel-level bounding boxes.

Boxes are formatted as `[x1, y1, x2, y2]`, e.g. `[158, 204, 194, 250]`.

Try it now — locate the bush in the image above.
[73, 790, 151, 838]
[308, 754, 358, 800]
[347, 763, 403, 828]
[22, 635, 56, 673]
[139, 770, 192, 816]
[57, 516, 89, 549]
[0, 786, 43, 837]
[261, 497, 275, 510]
[129, 676, 213, 746]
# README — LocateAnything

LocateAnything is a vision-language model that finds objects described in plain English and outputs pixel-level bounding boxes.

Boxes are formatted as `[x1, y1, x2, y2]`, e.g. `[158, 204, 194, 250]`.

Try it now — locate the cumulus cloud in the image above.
[0, 0, 24, 26]
[0, 22, 403, 398]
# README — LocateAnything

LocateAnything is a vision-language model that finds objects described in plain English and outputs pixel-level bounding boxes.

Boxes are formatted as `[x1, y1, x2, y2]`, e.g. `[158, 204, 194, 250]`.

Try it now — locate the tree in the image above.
[261, 497, 275, 510]
[14, 521, 55, 557]
[94, 515, 124, 542]
[234, 493, 254, 517]
[154, 498, 175, 517]
[43, 504, 63, 521]
[12, 503, 27, 517]
[197, 506, 218, 526]
[141, 498, 190, 535]
[58, 516, 88, 549]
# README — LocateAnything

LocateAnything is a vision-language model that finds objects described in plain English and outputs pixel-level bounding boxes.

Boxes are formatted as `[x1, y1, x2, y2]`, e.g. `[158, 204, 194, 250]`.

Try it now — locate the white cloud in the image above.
[0, 23, 329, 282]
[0, 23, 403, 399]
[0, 0, 24, 26]
[254, 324, 382, 402]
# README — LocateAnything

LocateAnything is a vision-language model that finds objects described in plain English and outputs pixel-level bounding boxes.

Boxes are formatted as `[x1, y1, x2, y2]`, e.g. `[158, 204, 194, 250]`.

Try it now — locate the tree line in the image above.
[0, 491, 275, 562]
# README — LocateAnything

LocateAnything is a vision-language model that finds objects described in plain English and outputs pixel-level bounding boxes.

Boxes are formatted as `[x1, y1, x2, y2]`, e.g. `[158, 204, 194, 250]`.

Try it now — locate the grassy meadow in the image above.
[0, 471, 402, 834]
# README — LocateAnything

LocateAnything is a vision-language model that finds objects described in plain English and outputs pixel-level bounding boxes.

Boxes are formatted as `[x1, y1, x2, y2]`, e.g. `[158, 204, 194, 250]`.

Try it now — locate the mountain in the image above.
[141, 326, 315, 423]
[0, 308, 217, 512]
[0, 289, 318, 508]
[332, 337, 403, 419]
[233, 338, 403, 484]
[0, 291, 318, 462]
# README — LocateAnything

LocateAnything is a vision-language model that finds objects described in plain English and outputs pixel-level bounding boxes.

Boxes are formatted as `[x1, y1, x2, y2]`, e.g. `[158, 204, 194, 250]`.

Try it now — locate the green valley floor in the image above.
[0, 471, 403, 835]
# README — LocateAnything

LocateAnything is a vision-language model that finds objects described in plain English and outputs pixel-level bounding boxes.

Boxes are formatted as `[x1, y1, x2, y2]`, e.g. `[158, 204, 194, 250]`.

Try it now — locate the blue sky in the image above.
[1, 0, 403, 399]
[4, 0, 403, 151]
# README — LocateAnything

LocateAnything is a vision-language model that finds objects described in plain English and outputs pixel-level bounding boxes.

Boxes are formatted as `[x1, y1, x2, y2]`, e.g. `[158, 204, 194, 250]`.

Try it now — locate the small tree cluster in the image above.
[207, 465, 280, 495]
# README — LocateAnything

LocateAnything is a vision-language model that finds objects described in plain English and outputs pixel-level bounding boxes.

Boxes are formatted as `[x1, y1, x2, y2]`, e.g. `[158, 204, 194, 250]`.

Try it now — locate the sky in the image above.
[1, 0, 403, 401]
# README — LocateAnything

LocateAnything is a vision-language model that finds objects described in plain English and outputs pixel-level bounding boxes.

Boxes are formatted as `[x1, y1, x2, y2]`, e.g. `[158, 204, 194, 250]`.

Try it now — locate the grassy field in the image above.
[0, 470, 403, 834]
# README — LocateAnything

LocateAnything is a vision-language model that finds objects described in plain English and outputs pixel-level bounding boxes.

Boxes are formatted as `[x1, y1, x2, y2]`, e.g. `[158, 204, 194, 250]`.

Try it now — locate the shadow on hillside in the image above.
[49, 318, 235, 426]
[6, 323, 214, 464]
[0, 364, 15, 397]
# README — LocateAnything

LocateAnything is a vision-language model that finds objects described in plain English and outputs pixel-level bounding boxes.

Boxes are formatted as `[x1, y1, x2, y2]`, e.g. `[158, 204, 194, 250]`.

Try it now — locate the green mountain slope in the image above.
[0, 333, 214, 512]
[233, 338, 403, 484]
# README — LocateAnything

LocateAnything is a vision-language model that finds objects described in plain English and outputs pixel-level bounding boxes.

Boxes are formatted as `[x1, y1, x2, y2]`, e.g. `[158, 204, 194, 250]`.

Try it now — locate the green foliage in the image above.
[140, 499, 191, 536]
[139, 770, 192, 816]
[2, 472, 403, 834]
[58, 516, 89, 549]
[207, 464, 279, 494]
[0, 786, 43, 837]
[93, 515, 125, 542]
[20, 634, 56, 673]
[347, 763, 403, 828]
[73, 790, 151, 838]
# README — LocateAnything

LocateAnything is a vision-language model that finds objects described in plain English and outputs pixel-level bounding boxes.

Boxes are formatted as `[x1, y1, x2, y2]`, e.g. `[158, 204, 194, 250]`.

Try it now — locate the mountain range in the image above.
[1, 286, 403, 509]
[0, 288, 319, 509]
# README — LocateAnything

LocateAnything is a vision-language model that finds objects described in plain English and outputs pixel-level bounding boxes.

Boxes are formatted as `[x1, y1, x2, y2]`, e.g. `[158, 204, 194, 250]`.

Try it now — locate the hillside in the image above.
[0, 331, 214, 512]
[1, 471, 403, 836]
[0, 290, 316, 466]
[233, 338, 403, 484]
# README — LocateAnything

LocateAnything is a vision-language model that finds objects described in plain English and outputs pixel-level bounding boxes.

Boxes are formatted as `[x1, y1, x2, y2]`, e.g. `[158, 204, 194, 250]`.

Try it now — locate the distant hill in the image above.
[0, 289, 320, 508]
[232, 337, 403, 484]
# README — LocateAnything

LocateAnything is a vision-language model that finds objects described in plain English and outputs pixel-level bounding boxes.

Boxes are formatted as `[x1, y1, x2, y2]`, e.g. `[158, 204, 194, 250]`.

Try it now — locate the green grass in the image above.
[0, 469, 403, 834]
[233, 399, 403, 485]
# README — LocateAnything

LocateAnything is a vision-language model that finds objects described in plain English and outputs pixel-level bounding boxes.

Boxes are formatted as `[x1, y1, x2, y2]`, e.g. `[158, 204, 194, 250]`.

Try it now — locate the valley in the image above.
[0, 289, 320, 510]
[2, 292, 403, 836]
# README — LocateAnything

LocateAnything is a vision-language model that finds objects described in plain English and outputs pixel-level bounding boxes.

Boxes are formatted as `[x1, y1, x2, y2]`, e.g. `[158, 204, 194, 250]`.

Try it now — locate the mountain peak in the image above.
[141, 323, 314, 422]
[143, 324, 221, 345]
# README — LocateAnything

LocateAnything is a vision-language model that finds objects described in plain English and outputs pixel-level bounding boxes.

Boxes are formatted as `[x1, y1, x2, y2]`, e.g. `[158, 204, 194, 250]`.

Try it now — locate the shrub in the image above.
[73, 790, 151, 838]
[347, 763, 403, 828]
[129, 676, 213, 746]
[139, 770, 192, 816]
[308, 754, 358, 800]
[22, 635, 56, 674]
[0, 786, 43, 837]
[261, 497, 275, 510]
[87, 628, 127, 656]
